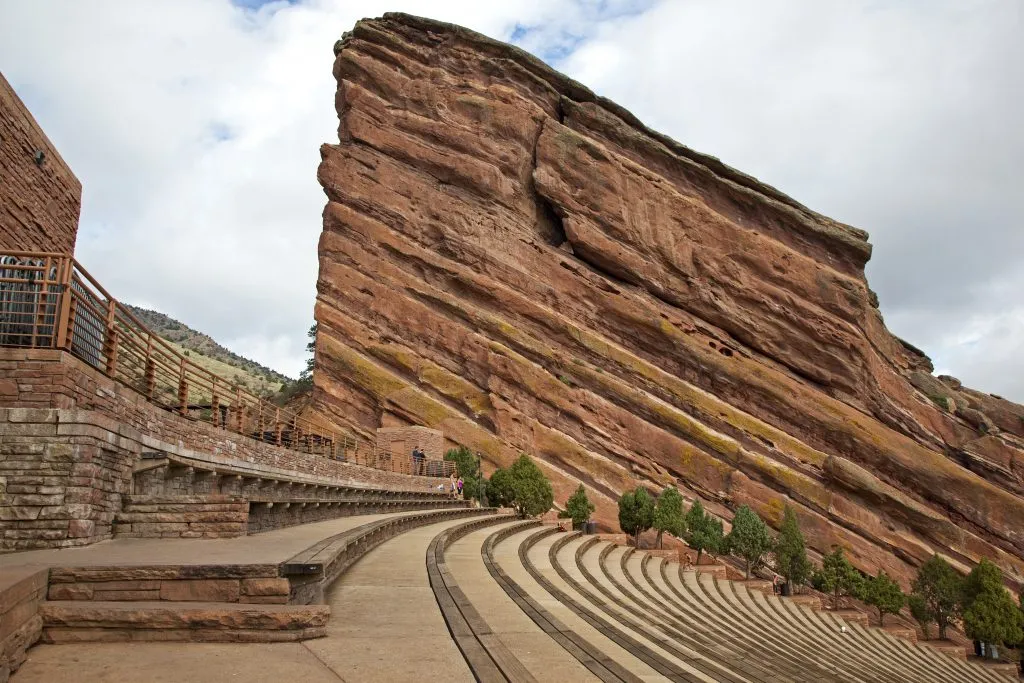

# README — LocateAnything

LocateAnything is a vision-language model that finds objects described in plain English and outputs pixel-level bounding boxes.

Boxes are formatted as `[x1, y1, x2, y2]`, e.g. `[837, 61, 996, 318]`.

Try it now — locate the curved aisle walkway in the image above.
[302, 517, 476, 682]
[489, 526, 671, 682]
[444, 521, 598, 681]
[12, 513, 478, 683]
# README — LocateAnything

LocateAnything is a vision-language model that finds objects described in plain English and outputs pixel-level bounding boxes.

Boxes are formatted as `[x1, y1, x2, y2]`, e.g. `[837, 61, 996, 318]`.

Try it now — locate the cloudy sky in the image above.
[1, 0, 1021, 401]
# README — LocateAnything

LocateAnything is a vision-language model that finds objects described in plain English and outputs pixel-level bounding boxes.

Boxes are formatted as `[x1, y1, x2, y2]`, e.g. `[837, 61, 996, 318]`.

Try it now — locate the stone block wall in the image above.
[0, 349, 448, 492]
[112, 495, 248, 539]
[47, 567, 289, 604]
[376, 426, 445, 461]
[0, 350, 451, 549]
[0, 73, 81, 254]
[0, 409, 136, 550]
[0, 568, 46, 682]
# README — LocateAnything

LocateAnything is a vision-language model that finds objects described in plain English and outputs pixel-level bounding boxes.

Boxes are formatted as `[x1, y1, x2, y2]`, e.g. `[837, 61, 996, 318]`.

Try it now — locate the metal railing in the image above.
[0, 250, 456, 478]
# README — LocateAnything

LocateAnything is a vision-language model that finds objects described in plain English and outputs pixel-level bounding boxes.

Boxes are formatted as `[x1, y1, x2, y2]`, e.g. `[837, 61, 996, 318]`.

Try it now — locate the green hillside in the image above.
[124, 304, 293, 399]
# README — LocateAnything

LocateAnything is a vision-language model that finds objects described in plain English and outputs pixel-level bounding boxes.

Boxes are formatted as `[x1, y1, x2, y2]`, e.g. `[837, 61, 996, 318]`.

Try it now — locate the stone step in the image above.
[921, 640, 968, 659]
[39, 600, 328, 643]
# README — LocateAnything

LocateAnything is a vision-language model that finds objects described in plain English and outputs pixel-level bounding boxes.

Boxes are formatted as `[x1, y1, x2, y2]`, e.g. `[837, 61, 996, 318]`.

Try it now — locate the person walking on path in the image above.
[456, 476, 464, 498]
[449, 473, 458, 499]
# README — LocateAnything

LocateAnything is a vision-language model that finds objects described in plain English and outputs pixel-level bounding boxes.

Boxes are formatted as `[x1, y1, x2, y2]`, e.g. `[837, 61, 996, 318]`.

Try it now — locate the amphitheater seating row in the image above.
[428, 521, 1012, 683]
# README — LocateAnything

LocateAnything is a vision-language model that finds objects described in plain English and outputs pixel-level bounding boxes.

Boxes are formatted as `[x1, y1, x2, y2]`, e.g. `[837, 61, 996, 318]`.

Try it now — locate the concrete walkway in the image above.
[11, 515, 475, 683]
[302, 518, 474, 682]
[0, 511, 426, 569]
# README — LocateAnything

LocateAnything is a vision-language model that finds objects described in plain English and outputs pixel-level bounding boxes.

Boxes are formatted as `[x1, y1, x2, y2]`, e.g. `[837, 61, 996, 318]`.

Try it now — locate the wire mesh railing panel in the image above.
[0, 255, 64, 348]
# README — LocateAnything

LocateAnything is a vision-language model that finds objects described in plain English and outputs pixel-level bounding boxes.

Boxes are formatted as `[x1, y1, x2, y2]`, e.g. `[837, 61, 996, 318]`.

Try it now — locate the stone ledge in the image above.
[49, 565, 278, 584]
[40, 600, 329, 633]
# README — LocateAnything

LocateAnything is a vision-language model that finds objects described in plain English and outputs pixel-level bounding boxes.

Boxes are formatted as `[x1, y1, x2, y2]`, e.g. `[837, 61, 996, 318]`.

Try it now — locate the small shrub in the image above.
[652, 487, 685, 549]
[684, 500, 723, 565]
[506, 455, 554, 519]
[561, 484, 595, 530]
[812, 548, 864, 608]
[618, 487, 654, 548]
[725, 505, 773, 580]
[863, 571, 905, 626]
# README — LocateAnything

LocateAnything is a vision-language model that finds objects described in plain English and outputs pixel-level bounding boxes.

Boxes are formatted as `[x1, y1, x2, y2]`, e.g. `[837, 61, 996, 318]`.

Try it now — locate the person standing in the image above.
[412, 445, 425, 476]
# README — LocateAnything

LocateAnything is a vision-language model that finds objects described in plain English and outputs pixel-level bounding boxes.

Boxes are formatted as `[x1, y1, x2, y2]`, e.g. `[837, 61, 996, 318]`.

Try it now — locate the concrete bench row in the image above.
[283, 507, 495, 605]
[429, 523, 1013, 683]
[426, 513, 533, 683]
[133, 452, 453, 501]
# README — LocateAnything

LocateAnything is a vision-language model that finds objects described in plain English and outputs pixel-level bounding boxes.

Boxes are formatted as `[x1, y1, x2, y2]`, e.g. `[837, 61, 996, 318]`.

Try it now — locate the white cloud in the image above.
[1, 0, 1021, 400]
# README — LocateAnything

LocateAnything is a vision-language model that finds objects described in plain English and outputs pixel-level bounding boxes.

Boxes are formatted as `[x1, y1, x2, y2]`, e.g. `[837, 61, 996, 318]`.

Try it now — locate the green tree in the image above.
[505, 454, 554, 519]
[618, 487, 655, 548]
[725, 505, 773, 580]
[298, 322, 317, 384]
[561, 484, 596, 530]
[444, 446, 484, 501]
[487, 467, 515, 508]
[652, 487, 686, 549]
[963, 589, 1024, 650]
[908, 593, 932, 639]
[772, 505, 812, 592]
[812, 548, 864, 608]
[684, 500, 723, 565]
[961, 559, 1023, 651]
[863, 571, 905, 626]
[962, 559, 1005, 608]
[911, 554, 963, 640]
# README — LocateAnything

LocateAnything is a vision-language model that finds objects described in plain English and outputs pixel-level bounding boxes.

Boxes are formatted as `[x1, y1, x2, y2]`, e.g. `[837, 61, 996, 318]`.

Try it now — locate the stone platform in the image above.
[0, 507, 492, 680]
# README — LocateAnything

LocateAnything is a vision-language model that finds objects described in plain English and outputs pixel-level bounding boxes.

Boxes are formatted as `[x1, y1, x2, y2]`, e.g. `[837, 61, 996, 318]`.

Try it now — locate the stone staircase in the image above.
[11, 508, 493, 651]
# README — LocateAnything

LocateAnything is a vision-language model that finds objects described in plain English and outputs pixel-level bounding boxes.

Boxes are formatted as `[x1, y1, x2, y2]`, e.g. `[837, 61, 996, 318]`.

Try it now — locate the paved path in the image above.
[302, 518, 474, 682]
[0, 511, 423, 569]
[11, 516, 474, 683]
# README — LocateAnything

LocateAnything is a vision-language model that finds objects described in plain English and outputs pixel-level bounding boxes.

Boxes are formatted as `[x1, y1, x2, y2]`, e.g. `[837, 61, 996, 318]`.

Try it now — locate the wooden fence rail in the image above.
[0, 251, 455, 478]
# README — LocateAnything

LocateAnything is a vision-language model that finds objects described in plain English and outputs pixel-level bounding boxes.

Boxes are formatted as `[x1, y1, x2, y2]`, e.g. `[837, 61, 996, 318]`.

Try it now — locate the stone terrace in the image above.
[6, 517, 1017, 682]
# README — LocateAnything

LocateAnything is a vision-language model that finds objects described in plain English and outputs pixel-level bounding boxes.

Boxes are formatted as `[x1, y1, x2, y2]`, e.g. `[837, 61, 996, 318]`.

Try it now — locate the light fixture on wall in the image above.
[34, 149, 45, 166]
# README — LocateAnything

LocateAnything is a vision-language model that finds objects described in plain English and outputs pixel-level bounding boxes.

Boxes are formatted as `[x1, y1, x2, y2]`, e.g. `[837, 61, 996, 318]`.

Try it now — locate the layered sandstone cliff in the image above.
[312, 13, 1024, 589]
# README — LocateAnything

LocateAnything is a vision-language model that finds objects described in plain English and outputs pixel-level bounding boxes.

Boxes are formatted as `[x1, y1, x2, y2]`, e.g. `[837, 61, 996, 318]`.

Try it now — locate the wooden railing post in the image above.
[103, 299, 118, 377]
[211, 377, 220, 428]
[178, 358, 188, 417]
[274, 408, 282, 446]
[54, 258, 74, 350]
[31, 256, 50, 348]
[234, 387, 243, 434]
[144, 338, 156, 399]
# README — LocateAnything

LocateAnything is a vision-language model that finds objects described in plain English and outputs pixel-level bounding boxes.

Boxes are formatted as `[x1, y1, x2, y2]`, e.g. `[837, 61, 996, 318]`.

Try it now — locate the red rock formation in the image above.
[312, 13, 1024, 589]
[0, 72, 81, 255]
